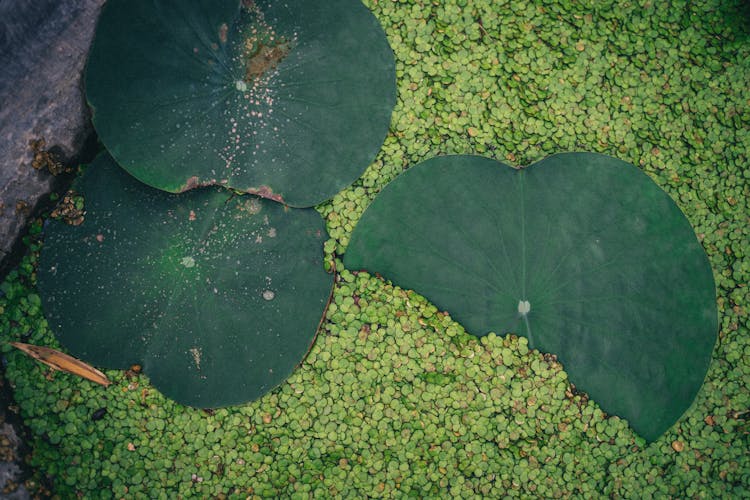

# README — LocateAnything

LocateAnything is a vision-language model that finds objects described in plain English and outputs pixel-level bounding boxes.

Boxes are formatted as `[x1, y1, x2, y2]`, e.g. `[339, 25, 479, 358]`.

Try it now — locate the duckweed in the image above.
[2, 0, 749, 496]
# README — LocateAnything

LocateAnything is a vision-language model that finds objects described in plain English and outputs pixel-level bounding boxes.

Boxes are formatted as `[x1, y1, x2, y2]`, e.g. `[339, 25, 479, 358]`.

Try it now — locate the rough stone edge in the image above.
[0, 0, 105, 276]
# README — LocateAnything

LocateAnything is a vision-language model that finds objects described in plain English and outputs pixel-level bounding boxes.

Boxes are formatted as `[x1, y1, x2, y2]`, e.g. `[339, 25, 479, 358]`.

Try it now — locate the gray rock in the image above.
[0, 0, 104, 268]
[0, 423, 29, 499]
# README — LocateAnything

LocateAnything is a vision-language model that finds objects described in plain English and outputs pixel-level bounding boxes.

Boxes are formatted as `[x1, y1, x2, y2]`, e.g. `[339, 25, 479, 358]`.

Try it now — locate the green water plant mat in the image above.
[37, 154, 333, 407]
[345, 153, 718, 441]
[85, 0, 396, 207]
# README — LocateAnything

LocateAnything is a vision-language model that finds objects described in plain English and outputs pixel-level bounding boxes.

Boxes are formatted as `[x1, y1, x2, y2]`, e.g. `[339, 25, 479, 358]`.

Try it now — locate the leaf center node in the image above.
[518, 300, 531, 316]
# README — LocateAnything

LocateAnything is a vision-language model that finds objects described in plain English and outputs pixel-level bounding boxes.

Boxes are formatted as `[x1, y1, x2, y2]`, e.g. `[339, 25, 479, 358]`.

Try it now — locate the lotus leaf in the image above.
[85, 0, 396, 207]
[345, 153, 717, 441]
[38, 154, 333, 407]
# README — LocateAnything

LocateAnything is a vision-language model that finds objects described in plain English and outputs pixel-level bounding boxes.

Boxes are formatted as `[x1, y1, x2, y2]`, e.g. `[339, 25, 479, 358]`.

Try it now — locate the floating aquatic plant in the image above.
[345, 152, 718, 441]
[38, 154, 333, 407]
[4, 0, 748, 495]
[85, 0, 396, 207]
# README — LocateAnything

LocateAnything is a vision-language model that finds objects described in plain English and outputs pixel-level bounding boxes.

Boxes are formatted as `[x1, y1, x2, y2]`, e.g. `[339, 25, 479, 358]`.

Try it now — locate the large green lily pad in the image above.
[85, 0, 396, 207]
[345, 153, 717, 441]
[38, 154, 333, 407]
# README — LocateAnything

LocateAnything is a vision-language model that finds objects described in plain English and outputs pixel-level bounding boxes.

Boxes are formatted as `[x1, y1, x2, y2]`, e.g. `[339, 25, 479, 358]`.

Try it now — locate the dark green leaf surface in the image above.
[38, 154, 332, 407]
[85, 0, 396, 207]
[345, 153, 717, 441]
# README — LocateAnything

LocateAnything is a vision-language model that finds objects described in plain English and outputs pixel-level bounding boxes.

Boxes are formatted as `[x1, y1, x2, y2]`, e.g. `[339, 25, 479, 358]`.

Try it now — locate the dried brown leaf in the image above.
[10, 342, 111, 387]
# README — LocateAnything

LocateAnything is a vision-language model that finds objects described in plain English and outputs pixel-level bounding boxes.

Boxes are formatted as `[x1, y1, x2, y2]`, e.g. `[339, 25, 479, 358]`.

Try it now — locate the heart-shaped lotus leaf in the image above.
[38, 154, 333, 407]
[345, 153, 718, 441]
[85, 0, 396, 207]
